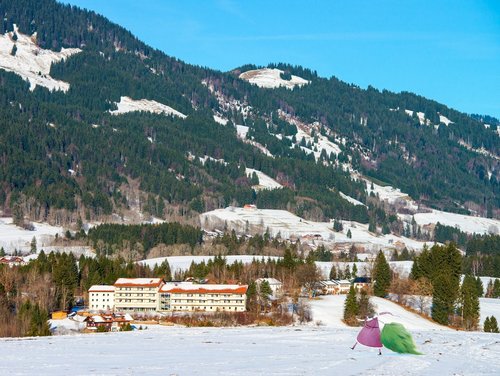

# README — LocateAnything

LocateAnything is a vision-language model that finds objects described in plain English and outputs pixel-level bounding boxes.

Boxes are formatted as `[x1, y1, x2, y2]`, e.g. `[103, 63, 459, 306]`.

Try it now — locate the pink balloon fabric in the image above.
[356, 317, 383, 348]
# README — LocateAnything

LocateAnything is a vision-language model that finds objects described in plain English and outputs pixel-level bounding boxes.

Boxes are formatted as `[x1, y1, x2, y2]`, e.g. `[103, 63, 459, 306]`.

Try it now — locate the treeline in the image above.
[410, 244, 480, 329]
[86, 222, 203, 257]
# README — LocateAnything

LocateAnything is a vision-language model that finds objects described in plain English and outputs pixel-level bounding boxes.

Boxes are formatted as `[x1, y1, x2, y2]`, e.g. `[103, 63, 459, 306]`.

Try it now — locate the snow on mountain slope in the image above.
[404, 109, 431, 126]
[439, 114, 454, 126]
[400, 209, 500, 235]
[109, 96, 187, 118]
[339, 192, 366, 207]
[239, 68, 309, 89]
[245, 168, 282, 190]
[235, 125, 274, 157]
[0, 25, 81, 92]
[365, 178, 413, 205]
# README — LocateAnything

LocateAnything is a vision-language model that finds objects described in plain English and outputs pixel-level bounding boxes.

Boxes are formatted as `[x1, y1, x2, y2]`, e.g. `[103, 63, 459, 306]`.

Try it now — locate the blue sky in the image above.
[63, 0, 500, 118]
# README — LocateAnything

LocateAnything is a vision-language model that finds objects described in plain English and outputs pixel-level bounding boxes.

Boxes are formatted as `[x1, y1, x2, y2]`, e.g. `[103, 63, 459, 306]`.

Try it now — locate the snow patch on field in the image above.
[0, 25, 81, 92]
[239, 68, 309, 89]
[245, 168, 282, 190]
[109, 96, 186, 118]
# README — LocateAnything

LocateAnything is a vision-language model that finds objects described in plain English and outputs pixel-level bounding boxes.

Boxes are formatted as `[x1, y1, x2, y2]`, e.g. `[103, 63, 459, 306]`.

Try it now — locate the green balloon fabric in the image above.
[380, 323, 423, 355]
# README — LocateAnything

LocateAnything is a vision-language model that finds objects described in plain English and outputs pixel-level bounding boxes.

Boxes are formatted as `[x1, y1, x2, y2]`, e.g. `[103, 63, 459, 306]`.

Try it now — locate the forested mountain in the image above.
[0, 0, 498, 229]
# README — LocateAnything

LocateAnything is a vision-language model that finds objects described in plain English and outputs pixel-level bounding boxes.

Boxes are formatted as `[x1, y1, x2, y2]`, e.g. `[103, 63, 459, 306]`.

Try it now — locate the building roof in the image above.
[114, 278, 163, 288]
[89, 285, 115, 293]
[353, 277, 371, 284]
[160, 282, 248, 295]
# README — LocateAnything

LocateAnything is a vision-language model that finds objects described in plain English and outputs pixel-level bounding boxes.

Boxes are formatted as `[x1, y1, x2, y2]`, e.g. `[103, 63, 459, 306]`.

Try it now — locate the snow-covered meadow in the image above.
[0, 217, 63, 252]
[239, 68, 309, 89]
[2, 295, 500, 375]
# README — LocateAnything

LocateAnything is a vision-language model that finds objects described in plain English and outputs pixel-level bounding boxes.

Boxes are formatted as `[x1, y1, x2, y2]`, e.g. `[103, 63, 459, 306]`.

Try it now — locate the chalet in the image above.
[85, 313, 133, 332]
[255, 278, 283, 298]
[88, 285, 115, 311]
[331, 279, 352, 294]
[315, 280, 337, 295]
[114, 278, 163, 313]
[158, 282, 248, 312]
[352, 277, 372, 291]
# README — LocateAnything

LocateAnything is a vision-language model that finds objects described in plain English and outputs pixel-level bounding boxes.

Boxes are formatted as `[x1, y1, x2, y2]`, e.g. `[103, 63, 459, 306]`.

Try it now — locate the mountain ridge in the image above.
[0, 0, 498, 233]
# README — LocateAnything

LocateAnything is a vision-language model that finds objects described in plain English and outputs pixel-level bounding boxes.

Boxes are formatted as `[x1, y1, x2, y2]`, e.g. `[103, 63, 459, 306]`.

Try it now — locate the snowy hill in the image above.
[239, 68, 309, 89]
[0, 25, 80, 91]
[200, 207, 430, 251]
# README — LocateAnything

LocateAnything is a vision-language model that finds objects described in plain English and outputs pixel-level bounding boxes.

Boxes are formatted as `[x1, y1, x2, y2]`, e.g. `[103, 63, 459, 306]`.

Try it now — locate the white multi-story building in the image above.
[113, 278, 163, 312]
[88, 285, 115, 311]
[158, 282, 248, 312]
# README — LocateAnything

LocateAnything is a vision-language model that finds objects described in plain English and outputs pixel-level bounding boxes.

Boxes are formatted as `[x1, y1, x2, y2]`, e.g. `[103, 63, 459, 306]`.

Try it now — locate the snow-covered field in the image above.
[402, 209, 500, 235]
[2, 297, 500, 375]
[239, 68, 309, 89]
[200, 207, 430, 252]
[139, 255, 281, 273]
[0, 217, 63, 252]
[109, 96, 187, 118]
[310, 295, 449, 331]
[0, 25, 81, 92]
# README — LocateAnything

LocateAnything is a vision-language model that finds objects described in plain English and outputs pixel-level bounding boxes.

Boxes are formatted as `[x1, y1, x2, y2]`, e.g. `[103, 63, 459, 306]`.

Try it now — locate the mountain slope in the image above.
[0, 0, 497, 231]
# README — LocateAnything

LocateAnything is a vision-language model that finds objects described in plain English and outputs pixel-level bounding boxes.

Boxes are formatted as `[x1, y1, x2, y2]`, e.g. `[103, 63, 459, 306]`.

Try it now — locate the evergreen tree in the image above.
[155, 260, 172, 281]
[352, 263, 358, 278]
[460, 274, 480, 330]
[484, 316, 491, 332]
[346, 229, 352, 239]
[329, 264, 337, 280]
[30, 236, 37, 254]
[475, 277, 484, 297]
[490, 316, 499, 333]
[343, 285, 359, 325]
[432, 273, 455, 325]
[373, 251, 391, 297]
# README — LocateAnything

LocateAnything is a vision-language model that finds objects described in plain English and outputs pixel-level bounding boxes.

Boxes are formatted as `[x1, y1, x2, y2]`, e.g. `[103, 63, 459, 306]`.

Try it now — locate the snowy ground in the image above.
[2, 318, 499, 375]
[0, 217, 63, 252]
[239, 68, 309, 89]
[401, 210, 500, 235]
[0, 25, 81, 92]
[109, 96, 187, 118]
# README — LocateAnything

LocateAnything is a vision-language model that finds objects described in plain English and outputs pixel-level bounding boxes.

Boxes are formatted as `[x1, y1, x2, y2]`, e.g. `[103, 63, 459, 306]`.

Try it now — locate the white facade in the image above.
[113, 278, 163, 312]
[158, 282, 247, 312]
[331, 279, 352, 294]
[255, 278, 283, 298]
[88, 285, 115, 311]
